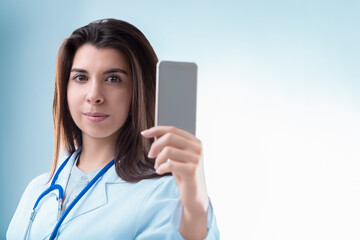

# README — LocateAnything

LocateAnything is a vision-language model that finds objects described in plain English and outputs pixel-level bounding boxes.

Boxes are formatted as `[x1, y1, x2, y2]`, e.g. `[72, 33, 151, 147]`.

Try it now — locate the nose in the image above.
[86, 80, 104, 105]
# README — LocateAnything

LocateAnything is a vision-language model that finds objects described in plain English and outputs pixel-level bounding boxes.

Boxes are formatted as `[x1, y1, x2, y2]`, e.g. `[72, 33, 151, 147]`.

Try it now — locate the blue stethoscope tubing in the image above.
[23, 153, 115, 240]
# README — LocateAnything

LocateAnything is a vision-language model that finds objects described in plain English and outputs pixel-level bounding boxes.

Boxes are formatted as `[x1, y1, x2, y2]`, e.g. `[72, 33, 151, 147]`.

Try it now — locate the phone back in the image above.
[155, 61, 197, 135]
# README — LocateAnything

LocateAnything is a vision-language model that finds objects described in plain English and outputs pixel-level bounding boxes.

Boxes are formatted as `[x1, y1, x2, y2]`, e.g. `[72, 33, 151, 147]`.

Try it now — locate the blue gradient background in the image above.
[0, 0, 359, 239]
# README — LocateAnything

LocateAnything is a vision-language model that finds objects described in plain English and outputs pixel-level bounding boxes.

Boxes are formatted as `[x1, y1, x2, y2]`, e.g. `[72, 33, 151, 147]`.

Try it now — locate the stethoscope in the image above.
[23, 153, 115, 240]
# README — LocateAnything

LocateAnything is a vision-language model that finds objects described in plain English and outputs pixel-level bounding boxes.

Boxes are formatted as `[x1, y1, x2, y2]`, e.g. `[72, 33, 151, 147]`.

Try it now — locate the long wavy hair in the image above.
[51, 18, 165, 182]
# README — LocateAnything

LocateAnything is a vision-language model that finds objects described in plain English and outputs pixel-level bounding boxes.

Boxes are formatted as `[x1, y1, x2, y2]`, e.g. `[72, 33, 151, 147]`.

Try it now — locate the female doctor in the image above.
[6, 19, 219, 240]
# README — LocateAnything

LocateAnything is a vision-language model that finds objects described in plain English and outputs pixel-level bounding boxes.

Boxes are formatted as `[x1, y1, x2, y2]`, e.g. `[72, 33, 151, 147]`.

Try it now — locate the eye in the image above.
[73, 75, 87, 82]
[106, 75, 122, 83]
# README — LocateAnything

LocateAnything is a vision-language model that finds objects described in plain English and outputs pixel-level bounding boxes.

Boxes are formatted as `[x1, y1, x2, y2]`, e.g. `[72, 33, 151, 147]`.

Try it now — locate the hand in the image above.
[141, 126, 209, 216]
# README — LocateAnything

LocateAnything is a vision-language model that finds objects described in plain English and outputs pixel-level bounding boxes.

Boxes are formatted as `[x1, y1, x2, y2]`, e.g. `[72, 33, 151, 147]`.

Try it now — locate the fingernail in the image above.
[140, 131, 145, 136]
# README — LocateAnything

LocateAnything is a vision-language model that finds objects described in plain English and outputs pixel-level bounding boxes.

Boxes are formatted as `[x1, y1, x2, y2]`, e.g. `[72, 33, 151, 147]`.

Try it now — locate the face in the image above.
[67, 44, 132, 140]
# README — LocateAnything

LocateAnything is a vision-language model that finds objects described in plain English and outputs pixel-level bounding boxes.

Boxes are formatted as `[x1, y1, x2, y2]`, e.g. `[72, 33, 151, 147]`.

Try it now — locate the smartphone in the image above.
[155, 61, 198, 136]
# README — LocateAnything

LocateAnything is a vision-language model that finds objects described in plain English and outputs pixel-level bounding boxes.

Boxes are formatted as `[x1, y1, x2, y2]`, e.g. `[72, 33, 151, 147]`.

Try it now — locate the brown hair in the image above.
[51, 18, 165, 182]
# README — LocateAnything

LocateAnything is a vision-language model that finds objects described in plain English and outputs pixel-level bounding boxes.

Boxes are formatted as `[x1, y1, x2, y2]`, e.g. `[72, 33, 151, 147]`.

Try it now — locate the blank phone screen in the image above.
[155, 61, 197, 135]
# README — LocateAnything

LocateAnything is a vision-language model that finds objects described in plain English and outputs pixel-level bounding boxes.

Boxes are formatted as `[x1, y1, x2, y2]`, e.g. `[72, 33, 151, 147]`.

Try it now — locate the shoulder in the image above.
[105, 174, 179, 208]
[133, 176, 182, 237]
[29, 172, 51, 186]
[15, 172, 51, 214]
[18, 172, 51, 206]
[7, 172, 51, 239]
[25, 172, 51, 193]
[137, 175, 179, 199]
[135, 175, 180, 217]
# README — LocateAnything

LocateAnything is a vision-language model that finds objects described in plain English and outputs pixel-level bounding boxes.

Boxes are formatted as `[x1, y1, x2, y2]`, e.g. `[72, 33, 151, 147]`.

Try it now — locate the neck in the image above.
[77, 132, 119, 174]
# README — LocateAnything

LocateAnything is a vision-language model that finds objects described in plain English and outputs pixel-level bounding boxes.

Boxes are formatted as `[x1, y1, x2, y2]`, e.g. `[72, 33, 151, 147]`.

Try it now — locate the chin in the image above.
[82, 128, 119, 140]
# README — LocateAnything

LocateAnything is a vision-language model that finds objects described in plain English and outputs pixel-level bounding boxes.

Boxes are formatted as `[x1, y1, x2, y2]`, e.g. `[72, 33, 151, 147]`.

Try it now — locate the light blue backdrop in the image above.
[1, 0, 359, 239]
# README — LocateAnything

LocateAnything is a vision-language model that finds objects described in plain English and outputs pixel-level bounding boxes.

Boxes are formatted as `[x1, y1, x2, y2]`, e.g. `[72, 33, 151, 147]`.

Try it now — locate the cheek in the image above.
[113, 91, 132, 117]
[67, 86, 82, 116]
[119, 94, 131, 113]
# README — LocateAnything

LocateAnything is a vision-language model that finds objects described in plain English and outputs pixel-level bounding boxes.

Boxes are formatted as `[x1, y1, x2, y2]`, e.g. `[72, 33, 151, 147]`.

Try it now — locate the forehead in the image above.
[72, 44, 130, 71]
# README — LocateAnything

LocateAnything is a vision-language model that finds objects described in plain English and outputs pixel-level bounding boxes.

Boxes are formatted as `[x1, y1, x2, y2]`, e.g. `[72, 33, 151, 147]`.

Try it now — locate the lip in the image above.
[83, 112, 109, 122]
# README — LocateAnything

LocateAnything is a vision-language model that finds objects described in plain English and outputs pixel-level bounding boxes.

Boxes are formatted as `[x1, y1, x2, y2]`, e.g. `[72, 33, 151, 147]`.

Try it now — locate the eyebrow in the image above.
[70, 68, 128, 75]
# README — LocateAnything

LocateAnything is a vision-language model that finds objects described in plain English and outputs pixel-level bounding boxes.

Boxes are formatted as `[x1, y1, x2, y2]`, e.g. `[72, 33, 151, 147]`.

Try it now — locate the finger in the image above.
[148, 132, 201, 158]
[141, 126, 199, 142]
[154, 146, 199, 170]
[156, 159, 195, 176]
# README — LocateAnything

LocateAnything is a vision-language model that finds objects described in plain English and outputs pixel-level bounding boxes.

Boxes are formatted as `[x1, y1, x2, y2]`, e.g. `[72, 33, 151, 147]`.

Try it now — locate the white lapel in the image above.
[57, 152, 125, 229]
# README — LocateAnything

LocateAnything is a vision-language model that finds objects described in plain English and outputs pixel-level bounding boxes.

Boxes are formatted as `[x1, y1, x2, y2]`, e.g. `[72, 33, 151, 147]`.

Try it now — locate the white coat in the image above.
[7, 148, 219, 239]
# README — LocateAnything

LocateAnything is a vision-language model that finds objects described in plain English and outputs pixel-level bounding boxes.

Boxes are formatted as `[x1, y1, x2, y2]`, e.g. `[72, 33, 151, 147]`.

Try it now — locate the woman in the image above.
[7, 18, 219, 239]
